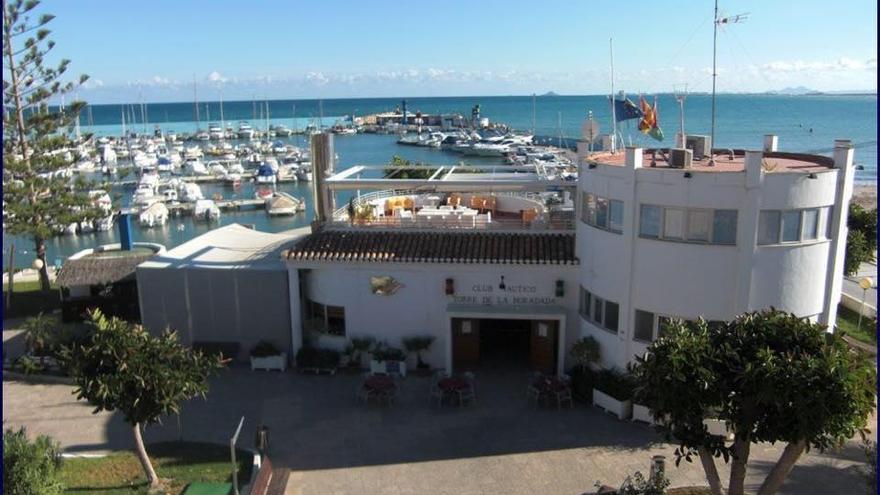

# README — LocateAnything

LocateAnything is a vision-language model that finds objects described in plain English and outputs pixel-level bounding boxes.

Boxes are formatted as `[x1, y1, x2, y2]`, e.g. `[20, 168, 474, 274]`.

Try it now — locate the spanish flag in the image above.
[638, 96, 664, 142]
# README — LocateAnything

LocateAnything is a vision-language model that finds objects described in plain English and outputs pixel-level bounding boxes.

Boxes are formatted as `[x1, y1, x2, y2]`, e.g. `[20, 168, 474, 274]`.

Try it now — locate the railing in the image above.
[327, 211, 574, 232]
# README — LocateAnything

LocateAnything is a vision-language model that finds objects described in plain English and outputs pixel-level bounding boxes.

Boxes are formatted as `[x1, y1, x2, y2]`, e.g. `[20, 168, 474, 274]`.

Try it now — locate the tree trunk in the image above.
[35, 237, 50, 293]
[727, 434, 752, 495]
[757, 440, 807, 495]
[698, 446, 726, 495]
[132, 422, 159, 487]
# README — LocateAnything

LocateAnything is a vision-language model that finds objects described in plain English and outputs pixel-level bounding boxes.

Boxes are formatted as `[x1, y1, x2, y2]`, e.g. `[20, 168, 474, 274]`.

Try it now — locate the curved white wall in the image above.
[578, 145, 851, 369]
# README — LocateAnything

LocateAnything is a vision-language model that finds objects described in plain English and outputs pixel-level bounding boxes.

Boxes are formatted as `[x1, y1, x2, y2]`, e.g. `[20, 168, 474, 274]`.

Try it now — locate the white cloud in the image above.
[207, 71, 227, 83]
[761, 57, 877, 73]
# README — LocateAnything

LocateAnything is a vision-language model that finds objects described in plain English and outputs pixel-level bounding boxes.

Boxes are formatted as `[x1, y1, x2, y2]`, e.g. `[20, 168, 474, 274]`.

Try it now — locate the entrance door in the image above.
[452, 318, 480, 368]
[529, 320, 557, 373]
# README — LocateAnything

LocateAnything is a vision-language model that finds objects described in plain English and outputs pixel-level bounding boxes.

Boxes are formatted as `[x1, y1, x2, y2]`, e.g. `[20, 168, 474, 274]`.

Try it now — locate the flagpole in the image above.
[710, 0, 718, 165]
[609, 37, 617, 153]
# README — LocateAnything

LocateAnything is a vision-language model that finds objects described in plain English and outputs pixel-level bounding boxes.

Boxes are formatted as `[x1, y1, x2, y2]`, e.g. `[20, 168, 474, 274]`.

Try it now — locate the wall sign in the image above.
[451, 275, 557, 306]
[370, 276, 404, 296]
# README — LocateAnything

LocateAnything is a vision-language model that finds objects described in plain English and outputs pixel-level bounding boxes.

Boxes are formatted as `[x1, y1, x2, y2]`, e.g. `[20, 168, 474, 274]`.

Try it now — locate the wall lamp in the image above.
[807, 173, 817, 179]
[683, 172, 693, 178]
[588, 163, 597, 169]
[555, 280, 565, 298]
[445, 278, 454, 295]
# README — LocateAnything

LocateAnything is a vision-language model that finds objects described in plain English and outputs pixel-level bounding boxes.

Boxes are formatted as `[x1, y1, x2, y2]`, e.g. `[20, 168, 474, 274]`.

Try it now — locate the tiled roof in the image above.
[56, 252, 156, 287]
[284, 230, 578, 265]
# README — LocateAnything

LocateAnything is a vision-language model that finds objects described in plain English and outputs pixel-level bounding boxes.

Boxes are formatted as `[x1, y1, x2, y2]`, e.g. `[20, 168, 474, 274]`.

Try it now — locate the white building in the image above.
[279, 133, 855, 373]
[138, 133, 856, 374]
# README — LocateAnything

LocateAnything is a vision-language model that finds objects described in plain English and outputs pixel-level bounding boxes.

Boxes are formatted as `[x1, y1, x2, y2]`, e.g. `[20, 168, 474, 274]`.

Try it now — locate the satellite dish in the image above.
[581, 120, 599, 141]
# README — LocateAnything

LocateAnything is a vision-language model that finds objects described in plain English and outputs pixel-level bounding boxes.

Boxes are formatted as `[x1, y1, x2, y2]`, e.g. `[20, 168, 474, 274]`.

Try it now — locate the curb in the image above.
[2, 370, 75, 385]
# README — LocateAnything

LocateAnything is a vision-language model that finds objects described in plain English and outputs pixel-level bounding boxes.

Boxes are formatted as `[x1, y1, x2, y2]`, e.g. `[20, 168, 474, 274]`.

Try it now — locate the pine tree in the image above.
[3, 0, 97, 291]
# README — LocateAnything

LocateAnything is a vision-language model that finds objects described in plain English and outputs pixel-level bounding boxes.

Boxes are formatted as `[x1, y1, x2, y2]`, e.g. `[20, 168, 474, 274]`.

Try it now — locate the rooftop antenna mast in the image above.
[674, 83, 688, 148]
[710, 1, 748, 165]
[609, 37, 617, 153]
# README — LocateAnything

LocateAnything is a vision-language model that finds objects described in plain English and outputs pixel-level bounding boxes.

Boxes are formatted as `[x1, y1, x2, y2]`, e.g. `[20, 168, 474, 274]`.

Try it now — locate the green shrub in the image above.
[296, 347, 340, 369]
[402, 336, 435, 368]
[617, 470, 670, 495]
[570, 336, 601, 368]
[371, 342, 406, 362]
[3, 427, 64, 495]
[594, 368, 635, 401]
[570, 366, 597, 402]
[250, 341, 281, 358]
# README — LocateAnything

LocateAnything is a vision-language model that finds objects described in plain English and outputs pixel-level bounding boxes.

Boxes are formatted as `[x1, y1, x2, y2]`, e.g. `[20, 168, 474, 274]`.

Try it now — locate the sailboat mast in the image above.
[219, 90, 225, 137]
[531, 93, 536, 135]
[193, 76, 200, 131]
[609, 38, 617, 153]
[710, 0, 718, 165]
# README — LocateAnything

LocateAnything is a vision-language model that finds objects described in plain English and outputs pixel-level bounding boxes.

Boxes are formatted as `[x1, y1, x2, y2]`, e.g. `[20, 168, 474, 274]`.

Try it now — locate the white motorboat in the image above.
[255, 162, 276, 185]
[272, 124, 293, 137]
[94, 212, 116, 231]
[265, 191, 305, 216]
[295, 162, 312, 182]
[161, 187, 179, 204]
[183, 157, 209, 175]
[139, 201, 169, 227]
[208, 123, 224, 140]
[178, 182, 204, 202]
[238, 122, 256, 139]
[207, 161, 228, 177]
[193, 199, 220, 222]
[195, 131, 211, 141]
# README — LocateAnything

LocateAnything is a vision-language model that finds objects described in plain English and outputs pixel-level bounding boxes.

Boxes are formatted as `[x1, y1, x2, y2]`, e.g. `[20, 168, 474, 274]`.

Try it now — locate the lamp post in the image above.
[857, 277, 874, 332]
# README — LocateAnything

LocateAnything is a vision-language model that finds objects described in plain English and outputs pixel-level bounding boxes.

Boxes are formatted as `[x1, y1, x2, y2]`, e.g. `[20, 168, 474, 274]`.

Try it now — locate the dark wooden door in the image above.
[529, 320, 557, 373]
[452, 318, 480, 368]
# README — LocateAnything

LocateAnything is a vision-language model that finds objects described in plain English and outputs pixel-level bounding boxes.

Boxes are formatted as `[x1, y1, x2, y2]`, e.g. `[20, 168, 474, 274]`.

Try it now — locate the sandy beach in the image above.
[853, 184, 878, 210]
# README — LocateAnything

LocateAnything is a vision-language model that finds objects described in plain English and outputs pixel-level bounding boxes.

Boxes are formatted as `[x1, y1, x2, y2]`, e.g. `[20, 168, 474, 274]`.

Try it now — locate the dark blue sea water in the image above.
[5, 94, 877, 268]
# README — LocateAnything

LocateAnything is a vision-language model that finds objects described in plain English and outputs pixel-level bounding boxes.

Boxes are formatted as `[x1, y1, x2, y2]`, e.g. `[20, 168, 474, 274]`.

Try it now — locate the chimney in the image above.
[833, 139, 854, 169]
[310, 132, 336, 224]
[763, 134, 778, 152]
[625, 147, 643, 170]
[118, 213, 133, 251]
[745, 150, 764, 187]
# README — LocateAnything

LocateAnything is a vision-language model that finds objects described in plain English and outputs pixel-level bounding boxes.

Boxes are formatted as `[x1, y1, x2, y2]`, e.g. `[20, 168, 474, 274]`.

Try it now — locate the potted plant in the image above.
[296, 346, 340, 374]
[592, 368, 635, 420]
[349, 336, 376, 369]
[250, 341, 287, 371]
[370, 342, 407, 377]
[402, 336, 435, 371]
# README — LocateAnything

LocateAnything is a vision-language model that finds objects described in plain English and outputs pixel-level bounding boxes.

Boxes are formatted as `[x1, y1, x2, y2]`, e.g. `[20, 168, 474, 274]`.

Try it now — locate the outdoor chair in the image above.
[458, 372, 476, 406]
[555, 375, 573, 409]
[357, 372, 374, 403]
[526, 371, 543, 405]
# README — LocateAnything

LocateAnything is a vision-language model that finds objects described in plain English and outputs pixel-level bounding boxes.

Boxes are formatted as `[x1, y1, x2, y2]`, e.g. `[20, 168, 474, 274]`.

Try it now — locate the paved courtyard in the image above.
[3, 366, 873, 495]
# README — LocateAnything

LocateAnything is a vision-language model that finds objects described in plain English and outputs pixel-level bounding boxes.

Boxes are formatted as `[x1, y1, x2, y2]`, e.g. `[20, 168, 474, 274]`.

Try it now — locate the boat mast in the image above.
[193, 76, 200, 132]
[219, 90, 225, 137]
[531, 93, 536, 135]
[609, 37, 617, 153]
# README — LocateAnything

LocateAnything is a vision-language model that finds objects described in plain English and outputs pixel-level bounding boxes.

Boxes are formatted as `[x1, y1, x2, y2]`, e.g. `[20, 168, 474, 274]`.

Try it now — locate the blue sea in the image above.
[4, 94, 877, 268]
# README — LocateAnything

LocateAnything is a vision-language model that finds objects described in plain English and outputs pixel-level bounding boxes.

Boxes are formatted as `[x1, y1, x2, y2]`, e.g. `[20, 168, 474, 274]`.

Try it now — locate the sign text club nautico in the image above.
[138, 129, 856, 376]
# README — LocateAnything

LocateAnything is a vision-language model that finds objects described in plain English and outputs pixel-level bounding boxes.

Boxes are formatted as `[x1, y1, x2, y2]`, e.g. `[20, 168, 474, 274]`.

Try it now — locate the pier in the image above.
[165, 198, 268, 216]
[110, 174, 301, 187]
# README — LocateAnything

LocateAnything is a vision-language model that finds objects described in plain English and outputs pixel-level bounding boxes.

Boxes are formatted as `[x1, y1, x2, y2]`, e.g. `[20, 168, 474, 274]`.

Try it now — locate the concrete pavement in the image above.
[3, 366, 873, 495]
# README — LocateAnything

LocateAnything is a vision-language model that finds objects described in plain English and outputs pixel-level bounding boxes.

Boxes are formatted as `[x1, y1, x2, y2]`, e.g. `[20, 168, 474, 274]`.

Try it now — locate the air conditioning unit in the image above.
[685, 135, 712, 160]
[669, 148, 693, 169]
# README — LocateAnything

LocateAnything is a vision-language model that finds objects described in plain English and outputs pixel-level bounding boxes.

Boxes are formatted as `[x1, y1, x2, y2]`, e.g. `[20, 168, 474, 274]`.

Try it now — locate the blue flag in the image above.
[613, 97, 643, 122]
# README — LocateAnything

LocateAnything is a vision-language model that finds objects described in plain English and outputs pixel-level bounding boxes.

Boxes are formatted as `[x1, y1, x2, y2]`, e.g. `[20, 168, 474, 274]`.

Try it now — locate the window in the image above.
[305, 299, 346, 336]
[593, 295, 604, 324]
[579, 286, 619, 334]
[712, 210, 738, 244]
[582, 192, 624, 234]
[596, 197, 609, 229]
[759, 208, 827, 245]
[687, 210, 711, 242]
[758, 210, 781, 245]
[641, 205, 738, 245]
[802, 209, 819, 240]
[640, 205, 661, 238]
[634, 310, 655, 342]
[663, 208, 685, 239]
[781, 211, 801, 242]
[604, 301, 619, 332]
[609, 200, 624, 233]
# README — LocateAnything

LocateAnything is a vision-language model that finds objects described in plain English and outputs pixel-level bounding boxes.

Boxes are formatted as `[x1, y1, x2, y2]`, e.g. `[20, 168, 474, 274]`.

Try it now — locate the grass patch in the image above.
[3, 280, 61, 319]
[837, 304, 878, 346]
[61, 442, 252, 495]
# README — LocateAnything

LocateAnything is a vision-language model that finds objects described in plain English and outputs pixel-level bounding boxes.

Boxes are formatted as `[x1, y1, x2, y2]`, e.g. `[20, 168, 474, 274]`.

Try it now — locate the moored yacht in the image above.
[238, 121, 256, 139]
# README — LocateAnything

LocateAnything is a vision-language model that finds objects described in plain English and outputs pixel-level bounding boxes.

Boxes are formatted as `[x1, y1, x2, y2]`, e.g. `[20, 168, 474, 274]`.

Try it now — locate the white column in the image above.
[735, 150, 764, 313]
[445, 317, 454, 373]
[821, 141, 855, 327]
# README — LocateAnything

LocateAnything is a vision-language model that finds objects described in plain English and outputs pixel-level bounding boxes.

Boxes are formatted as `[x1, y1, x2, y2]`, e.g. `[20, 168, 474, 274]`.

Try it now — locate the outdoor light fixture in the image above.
[445, 278, 454, 295]
[588, 163, 597, 169]
[807, 173, 817, 179]
[683, 172, 693, 178]
[555, 280, 564, 297]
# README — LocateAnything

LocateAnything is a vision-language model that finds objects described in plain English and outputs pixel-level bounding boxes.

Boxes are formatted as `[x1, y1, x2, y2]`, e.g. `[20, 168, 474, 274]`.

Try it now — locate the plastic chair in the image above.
[458, 372, 476, 406]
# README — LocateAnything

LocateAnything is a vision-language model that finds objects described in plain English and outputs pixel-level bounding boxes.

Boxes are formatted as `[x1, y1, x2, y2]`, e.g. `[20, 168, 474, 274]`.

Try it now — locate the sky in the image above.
[29, 0, 880, 103]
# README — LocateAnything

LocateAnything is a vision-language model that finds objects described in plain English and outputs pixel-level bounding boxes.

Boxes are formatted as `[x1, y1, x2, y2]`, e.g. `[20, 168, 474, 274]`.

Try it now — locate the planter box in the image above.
[250, 353, 287, 372]
[632, 403, 654, 424]
[704, 418, 734, 440]
[592, 388, 632, 420]
[370, 359, 407, 377]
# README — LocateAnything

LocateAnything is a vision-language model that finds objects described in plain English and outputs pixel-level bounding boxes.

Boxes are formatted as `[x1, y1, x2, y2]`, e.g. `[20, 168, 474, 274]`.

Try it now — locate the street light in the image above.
[857, 277, 874, 332]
